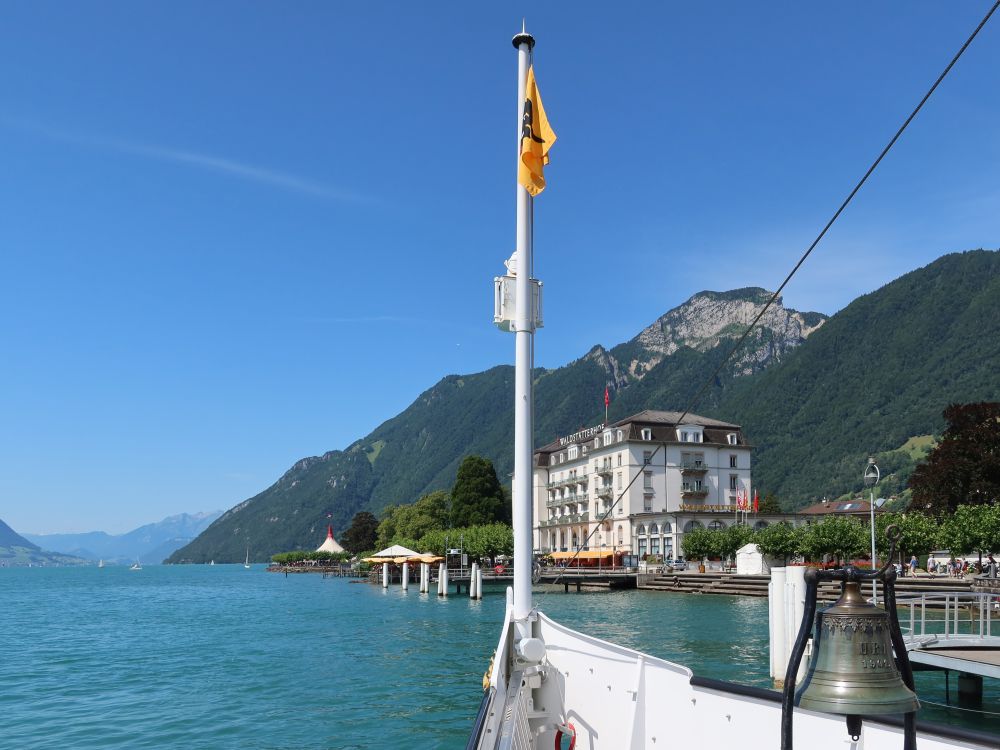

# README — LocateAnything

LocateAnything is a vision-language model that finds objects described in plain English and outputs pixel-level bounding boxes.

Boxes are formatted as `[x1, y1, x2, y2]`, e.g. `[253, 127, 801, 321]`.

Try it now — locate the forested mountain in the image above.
[715, 250, 1000, 505]
[169, 288, 821, 563]
[169, 250, 999, 563]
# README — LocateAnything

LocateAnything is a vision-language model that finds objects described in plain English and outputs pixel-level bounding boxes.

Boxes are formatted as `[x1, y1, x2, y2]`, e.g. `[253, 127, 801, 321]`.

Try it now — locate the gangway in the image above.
[896, 591, 1000, 680]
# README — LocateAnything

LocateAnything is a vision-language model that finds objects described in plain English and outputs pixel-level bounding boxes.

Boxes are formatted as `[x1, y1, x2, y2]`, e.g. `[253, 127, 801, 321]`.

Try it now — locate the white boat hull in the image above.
[469, 593, 995, 750]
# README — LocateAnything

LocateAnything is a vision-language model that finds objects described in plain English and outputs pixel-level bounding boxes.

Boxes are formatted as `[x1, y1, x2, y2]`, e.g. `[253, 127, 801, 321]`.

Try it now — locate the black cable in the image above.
[541, 1, 1000, 586]
[674, 0, 1000, 429]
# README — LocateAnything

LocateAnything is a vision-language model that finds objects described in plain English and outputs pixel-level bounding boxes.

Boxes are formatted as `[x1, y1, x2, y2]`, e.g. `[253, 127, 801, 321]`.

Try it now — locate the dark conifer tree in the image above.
[450, 456, 508, 527]
[340, 511, 379, 553]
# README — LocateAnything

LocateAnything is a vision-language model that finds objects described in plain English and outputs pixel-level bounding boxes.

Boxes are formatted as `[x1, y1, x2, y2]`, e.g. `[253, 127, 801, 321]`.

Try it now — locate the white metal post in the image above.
[401, 562, 409, 591]
[511, 26, 535, 640]
[382, 562, 389, 589]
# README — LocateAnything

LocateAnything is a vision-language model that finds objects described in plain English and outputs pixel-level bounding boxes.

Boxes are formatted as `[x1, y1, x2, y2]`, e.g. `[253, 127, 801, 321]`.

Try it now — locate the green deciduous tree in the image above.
[755, 522, 801, 564]
[873, 512, 939, 562]
[799, 517, 868, 565]
[451, 456, 507, 527]
[909, 402, 1000, 515]
[935, 504, 1000, 560]
[377, 490, 452, 548]
[340, 511, 379, 553]
[681, 527, 719, 561]
[716, 524, 756, 564]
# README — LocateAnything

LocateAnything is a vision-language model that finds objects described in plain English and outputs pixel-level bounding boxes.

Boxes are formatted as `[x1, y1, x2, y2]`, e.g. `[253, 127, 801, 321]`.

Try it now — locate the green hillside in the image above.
[169, 249, 1000, 562]
[713, 249, 1000, 506]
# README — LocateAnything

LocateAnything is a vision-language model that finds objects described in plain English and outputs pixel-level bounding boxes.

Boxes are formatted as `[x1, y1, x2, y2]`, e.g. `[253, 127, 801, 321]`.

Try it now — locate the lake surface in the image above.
[2, 566, 996, 748]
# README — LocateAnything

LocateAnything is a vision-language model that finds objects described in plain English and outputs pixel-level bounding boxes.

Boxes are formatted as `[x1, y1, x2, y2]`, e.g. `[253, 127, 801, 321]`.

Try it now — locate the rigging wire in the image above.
[673, 0, 1000, 429]
[538, 1, 999, 587]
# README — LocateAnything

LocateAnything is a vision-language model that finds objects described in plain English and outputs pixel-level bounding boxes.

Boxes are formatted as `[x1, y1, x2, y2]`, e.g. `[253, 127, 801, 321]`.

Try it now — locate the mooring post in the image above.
[401, 562, 409, 591]
[382, 562, 389, 589]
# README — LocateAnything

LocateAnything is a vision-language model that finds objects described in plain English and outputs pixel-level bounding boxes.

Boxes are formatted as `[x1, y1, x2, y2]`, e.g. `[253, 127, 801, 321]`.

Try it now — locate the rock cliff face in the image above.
[620, 288, 825, 380]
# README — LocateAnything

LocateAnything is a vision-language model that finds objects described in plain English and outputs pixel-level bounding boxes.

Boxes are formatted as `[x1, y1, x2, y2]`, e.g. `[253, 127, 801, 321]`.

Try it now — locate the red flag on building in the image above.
[604, 386, 610, 408]
[753, 490, 759, 513]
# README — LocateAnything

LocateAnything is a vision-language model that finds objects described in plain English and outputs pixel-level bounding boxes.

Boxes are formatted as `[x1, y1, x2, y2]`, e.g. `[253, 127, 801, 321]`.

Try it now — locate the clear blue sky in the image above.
[3, 2, 998, 534]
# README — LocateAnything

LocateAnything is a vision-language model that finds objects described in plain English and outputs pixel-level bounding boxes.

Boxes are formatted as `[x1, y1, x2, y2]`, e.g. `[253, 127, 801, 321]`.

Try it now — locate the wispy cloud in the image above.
[1, 114, 368, 203]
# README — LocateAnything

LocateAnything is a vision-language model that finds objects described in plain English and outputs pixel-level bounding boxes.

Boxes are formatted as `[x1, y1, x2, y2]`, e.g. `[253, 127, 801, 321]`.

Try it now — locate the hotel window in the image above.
[638, 538, 647, 557]
[617, 429, 623, 442]
[643, 499, 652, 512]
[730, 455, 737, 468]
[641, 428, 652, 441]
[643, 450, 652, 465]
[680, 431, 689, 442]
[617, 525, 623, 544]
[729, 474, 738, 490]
[569, 446, 578, 459]
[603, 431, 612, 446]
[650, 537, 660, 555]
[727, 433, 737, 445]
[649, 523, 659, 535]
[708, 520, 725, 531]
[644, 471, 653, 488]
[617, 471, 623, 490]
[617, 453, 622, 466]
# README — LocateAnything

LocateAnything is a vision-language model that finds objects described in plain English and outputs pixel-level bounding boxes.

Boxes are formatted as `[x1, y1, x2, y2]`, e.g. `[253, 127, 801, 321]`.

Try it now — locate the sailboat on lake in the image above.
[467, 23, 997, 750]
[244, 548, 251, 569]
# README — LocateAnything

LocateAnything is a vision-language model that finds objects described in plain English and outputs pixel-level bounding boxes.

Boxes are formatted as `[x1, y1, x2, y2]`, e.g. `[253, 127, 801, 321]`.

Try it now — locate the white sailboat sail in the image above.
[467, 24, 996, 750]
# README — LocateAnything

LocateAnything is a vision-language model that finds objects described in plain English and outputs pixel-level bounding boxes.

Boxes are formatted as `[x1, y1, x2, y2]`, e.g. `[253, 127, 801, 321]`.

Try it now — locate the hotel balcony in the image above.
[596, 463, 613, 476]
[596, 486, 613, 499]
[680, 489, 709, 500]
[680, 460, 708, 474]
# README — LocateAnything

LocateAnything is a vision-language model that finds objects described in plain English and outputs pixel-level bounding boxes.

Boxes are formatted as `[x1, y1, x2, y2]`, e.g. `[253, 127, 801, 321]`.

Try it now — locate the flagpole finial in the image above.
[512, 21, 534, 50]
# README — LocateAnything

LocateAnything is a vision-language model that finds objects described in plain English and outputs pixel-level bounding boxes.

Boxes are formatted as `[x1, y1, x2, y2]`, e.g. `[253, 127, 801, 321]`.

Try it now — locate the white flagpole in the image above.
[511, 23, 535, 639]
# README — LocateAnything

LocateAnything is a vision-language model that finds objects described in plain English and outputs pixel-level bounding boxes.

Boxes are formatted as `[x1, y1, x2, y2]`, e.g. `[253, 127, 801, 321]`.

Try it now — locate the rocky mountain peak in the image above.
[624, 288, 825, 380]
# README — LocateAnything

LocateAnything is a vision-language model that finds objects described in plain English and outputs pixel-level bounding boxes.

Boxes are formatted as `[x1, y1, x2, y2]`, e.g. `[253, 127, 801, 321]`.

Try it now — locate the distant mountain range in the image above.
[0, 518, 89, 567]
[24, 511, 222, 565]
[168, 250, 1000, 564]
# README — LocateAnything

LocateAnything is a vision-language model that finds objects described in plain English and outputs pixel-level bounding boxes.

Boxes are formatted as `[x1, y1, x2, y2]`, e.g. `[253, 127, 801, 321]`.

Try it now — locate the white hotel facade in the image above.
[533, 410, 762, 560]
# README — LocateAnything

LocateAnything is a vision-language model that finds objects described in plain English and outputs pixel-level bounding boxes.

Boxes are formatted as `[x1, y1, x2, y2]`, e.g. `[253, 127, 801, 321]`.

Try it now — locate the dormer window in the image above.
[616, 430, 623, 442]
[641, 428, 652, 441]
[568, 445, 579, 460]
[727, 433, 738, 445]
[680, 430, 688, 442]
[603, 431, 612, 446]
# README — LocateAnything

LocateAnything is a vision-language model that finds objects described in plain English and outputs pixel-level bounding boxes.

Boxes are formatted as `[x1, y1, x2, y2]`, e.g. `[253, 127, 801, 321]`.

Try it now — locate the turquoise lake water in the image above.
[2, 566, 996, 749]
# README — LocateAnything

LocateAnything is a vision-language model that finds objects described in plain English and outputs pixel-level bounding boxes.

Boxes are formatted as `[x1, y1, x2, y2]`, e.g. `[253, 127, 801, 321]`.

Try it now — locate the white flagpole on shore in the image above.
[511, 23, 535, 639]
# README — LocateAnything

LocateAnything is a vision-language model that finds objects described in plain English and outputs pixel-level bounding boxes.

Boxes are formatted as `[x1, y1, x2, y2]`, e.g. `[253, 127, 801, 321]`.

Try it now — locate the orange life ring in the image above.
[494, 564, 505, 575]
[554, 723, 576, 750]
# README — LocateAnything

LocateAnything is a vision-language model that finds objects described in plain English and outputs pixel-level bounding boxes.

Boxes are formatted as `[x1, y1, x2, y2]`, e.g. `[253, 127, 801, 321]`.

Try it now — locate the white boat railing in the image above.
[895, 591, 1000, 644]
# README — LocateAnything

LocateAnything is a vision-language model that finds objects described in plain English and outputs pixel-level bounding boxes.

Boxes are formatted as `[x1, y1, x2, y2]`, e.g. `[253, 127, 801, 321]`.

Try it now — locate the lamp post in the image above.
[864, 458, 880, 604]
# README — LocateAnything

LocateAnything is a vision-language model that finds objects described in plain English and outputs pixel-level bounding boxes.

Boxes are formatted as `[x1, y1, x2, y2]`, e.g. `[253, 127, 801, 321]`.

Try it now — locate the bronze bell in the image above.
[796, 580, 920, 717]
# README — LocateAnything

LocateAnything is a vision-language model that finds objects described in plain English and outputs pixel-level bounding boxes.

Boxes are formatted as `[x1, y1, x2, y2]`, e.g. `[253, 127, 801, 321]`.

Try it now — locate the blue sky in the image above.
[2, 2, 998, 534]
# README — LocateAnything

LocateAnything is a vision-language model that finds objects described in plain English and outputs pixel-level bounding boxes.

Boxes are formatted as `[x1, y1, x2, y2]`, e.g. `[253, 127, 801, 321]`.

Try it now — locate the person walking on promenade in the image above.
[908, 554, 918, 577]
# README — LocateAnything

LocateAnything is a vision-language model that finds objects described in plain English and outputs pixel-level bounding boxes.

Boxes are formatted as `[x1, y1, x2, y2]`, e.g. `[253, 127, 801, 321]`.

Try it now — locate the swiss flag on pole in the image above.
[753, 490, 759, 513]
[604, 386, 610, 408]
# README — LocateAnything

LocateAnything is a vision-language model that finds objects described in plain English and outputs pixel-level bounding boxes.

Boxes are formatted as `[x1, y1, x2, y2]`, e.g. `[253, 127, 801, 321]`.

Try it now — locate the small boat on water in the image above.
[97, 559, 104, 568]
[468, 22, 998, 750]
[129, 560, 141, 571]
[244, 548, 251, 569]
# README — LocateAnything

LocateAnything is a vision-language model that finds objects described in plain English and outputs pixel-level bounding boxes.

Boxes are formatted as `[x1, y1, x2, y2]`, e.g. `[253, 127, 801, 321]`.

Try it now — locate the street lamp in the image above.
[863, 457, 882, 604]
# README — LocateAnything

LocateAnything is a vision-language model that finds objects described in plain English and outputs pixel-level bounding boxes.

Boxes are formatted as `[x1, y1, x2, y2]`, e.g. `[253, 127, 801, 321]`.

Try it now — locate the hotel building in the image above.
[534, 410, 775, 560]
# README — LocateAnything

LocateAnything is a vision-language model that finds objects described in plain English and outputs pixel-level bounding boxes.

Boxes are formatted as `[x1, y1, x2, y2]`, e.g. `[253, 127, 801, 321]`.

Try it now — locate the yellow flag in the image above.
[518, 66, 556, 196]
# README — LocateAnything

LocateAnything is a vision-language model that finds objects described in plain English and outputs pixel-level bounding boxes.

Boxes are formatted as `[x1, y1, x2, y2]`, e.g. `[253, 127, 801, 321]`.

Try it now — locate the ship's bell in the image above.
[796, 580, 920, 717]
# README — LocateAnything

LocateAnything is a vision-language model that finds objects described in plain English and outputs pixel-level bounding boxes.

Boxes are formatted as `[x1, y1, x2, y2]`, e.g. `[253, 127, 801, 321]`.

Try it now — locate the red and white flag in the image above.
[604, 386, 610, 408]
[753, 489, 759, 513]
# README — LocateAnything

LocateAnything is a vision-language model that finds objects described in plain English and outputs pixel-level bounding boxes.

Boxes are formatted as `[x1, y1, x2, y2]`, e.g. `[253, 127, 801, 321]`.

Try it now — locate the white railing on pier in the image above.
[896, 591, 1000, 644]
